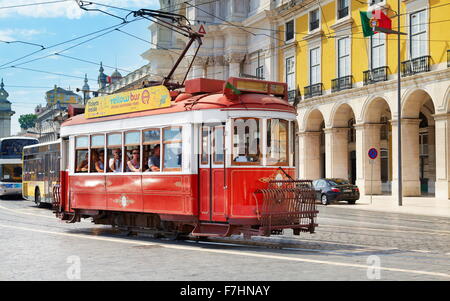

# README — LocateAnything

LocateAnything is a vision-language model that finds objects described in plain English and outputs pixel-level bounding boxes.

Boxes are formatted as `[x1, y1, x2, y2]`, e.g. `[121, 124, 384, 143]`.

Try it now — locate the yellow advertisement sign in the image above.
[85, 85, 171, 119]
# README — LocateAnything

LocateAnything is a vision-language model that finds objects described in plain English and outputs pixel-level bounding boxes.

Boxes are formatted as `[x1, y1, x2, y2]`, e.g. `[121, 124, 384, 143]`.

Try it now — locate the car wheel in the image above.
[321, 194, 329, 205]
[347, 200, 356, 205]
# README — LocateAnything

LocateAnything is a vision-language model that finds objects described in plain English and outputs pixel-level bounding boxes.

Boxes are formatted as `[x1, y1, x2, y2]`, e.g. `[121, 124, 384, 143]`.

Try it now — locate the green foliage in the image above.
[18, 114, 37, 130]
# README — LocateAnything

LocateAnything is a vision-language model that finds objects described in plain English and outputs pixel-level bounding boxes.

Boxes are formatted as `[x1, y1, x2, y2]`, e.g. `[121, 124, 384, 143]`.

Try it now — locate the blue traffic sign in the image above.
[368, 148, 378, 159]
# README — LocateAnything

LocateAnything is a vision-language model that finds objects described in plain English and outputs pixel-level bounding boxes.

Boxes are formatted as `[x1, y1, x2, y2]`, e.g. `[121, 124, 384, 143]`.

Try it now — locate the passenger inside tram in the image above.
[108, 148, 122, 172]
[126, 148, 141, 172]
[76, 152, 89, 172]
[147, 144, 161, 172]
[90, 149, 99, 172]
[94, 150, 105, 172]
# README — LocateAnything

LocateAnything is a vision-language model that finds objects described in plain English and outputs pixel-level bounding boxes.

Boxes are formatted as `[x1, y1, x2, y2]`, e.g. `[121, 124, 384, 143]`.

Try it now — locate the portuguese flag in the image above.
[360, 10, 392, 37]
[224, 82, 241, 95]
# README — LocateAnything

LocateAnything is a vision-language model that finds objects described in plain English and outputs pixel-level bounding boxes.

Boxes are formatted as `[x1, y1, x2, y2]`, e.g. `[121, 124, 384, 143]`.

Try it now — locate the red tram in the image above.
[53, 77, 317, 238]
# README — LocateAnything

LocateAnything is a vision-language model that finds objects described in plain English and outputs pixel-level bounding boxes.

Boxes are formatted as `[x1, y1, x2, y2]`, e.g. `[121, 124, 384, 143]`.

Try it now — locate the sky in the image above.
[0, 0, 161, 135]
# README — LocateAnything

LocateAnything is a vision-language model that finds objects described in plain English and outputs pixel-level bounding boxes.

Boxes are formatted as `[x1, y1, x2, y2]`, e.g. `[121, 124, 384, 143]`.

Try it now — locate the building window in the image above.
[286, 56, 295, 93]
[285, 20, 294, 41]
[310, 47, 321, 84]
[338, 37, 350, 77]
[256, 65, 264, 79]
[338, 0, 349, 19]
[310, 9, 319, 31]
[410, 9, 427, 59]
[371, 33, 386, 69]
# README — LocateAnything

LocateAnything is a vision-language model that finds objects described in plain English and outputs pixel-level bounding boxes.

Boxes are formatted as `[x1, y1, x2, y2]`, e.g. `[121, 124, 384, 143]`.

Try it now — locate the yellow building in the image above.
[276, 0, 450, 201]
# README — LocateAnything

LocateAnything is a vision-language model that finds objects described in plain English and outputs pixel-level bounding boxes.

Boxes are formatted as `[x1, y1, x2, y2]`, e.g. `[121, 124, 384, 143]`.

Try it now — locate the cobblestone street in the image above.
[1, 197, 449, 281]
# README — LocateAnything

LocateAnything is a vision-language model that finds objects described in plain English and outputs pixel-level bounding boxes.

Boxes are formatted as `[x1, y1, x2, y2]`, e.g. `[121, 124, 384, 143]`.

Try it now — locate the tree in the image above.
[19, 114, 37, 130]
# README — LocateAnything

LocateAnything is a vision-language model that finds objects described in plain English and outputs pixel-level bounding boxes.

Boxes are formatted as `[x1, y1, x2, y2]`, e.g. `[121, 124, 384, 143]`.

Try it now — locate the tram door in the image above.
[199, 124, 226, 222]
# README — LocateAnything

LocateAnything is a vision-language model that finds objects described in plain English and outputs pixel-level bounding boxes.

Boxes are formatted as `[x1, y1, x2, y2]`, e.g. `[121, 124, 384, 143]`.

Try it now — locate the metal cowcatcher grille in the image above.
[255, 180, 318, 236]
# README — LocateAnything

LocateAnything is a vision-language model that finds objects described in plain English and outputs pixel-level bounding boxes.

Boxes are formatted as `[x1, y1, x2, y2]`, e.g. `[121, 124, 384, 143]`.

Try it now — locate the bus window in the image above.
[143, 129, 161, 172]
[125, 131, 141, 172]
[266, 119, 289, 166]
[91, 135, 105, 173]
[75, 136, 89, 173]
[232, 118, 261, 165]
[107, 133, 122, 172]
[162, 127, 182, 171]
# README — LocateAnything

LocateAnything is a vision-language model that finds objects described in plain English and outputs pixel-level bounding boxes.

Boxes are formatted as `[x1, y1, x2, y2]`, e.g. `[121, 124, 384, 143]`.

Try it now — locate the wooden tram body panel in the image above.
[56, 78, 313, 236]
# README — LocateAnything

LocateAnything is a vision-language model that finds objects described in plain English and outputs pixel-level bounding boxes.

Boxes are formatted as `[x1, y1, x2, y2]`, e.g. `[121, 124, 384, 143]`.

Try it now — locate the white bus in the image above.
[0, 137, 39, 197]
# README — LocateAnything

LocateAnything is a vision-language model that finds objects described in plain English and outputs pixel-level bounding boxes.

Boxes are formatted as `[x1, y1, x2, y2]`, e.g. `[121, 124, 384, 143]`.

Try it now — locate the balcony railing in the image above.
[288, 89, 300, 105]
[401, 55, 431, 77]
[363, 66, 388, 85]
[331, 75, 353, 92]
[304, 83, 323, 99]
[338, 7, 348, 19]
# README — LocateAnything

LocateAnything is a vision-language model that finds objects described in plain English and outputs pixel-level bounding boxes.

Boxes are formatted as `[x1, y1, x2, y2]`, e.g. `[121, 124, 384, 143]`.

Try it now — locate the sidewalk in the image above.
[327, 194, 450, 218]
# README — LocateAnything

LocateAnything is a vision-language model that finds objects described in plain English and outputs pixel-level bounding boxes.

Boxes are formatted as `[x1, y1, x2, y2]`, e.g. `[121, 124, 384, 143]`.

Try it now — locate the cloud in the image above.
[0, 28, 46, 41]
[0, 0, 160, 19]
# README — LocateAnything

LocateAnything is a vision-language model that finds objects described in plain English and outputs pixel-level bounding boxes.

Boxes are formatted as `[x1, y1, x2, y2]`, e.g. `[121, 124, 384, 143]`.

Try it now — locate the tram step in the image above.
[191, 223, 231, 237]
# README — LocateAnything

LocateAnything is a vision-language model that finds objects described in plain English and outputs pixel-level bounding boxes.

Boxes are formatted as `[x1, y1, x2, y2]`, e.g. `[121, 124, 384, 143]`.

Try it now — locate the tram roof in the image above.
[62, 78, 295, 128]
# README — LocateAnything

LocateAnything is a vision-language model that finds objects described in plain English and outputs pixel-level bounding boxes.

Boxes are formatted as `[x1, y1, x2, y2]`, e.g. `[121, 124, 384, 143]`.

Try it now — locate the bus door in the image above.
[199, 124, 226, 222]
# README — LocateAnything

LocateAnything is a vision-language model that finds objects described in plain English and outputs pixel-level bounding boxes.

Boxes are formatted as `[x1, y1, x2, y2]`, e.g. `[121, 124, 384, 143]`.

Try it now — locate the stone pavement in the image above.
[328, 194, 450, 218]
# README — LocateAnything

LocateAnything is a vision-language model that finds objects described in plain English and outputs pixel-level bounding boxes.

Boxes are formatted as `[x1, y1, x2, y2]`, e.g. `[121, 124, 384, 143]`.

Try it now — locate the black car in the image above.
[312, 178, 360, 205]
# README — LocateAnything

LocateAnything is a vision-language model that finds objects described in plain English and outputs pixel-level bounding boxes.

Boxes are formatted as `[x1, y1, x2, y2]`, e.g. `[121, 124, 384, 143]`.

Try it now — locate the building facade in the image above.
[32, 85, 83, 142]
[0, 79, 15, 138]
[275, 0, 450, 200]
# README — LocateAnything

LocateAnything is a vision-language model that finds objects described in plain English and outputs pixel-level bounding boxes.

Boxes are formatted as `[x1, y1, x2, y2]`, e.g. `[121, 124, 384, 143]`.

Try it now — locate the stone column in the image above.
[391, 119, 421, 197]
[324, 127, 349, 179]
[298, 131, 321, 180]
[434, 114, 450, 200]
[355, 123, 382, 196]
[225, 53, 246, 78]
[213, 56, 225, 80]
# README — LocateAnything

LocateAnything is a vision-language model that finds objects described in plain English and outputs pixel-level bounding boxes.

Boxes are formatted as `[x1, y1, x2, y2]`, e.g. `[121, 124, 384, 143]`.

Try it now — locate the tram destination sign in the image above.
[85, 85, 171, 119]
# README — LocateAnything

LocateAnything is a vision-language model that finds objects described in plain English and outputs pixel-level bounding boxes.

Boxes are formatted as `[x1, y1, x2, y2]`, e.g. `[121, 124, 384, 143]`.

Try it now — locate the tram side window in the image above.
[213, 126, 225, 164]
[232, 118, 261, 165]
[162, 127, 182, 171]
[143, 129, 161, 172]
[266, 119, 289, 166]
[91, 135, 105, 173]
[125, 131, 141, 172]
[75, 136, 89, 173]
[107, 133, 123, 173]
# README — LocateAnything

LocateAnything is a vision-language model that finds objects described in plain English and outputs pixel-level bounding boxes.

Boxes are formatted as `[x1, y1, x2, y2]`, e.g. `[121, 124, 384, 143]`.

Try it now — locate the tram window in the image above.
[143, 129, 161, 172]
[125, 131, 141, 172]
[75, 136, 89, 173]
[213, 126, 225, 164]
[107, 133, 122, 172]
[163, 127, 182, 171]
[232, 118, 261, 165]
[201, 127, 209, 165]
[266, 119, 289, 166]
[91, 135, 105, 173]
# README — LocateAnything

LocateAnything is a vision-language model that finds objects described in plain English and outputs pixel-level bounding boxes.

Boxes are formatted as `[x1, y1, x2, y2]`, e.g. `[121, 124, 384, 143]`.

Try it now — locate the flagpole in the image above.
[397, 0, 403, 206]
